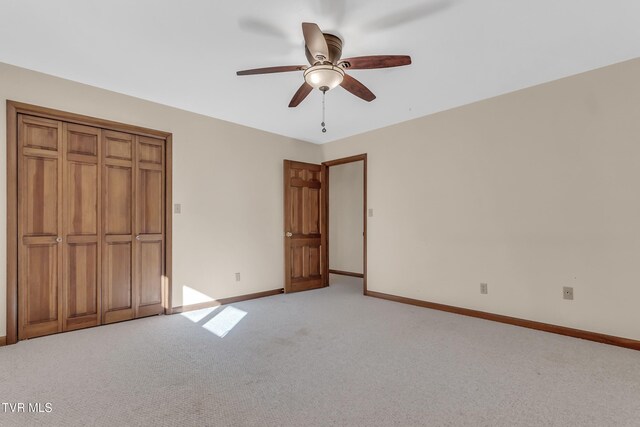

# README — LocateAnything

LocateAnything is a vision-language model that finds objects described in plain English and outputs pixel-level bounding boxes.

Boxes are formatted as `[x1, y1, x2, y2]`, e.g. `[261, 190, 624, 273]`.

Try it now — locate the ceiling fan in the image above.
[236, 22, 412, 108]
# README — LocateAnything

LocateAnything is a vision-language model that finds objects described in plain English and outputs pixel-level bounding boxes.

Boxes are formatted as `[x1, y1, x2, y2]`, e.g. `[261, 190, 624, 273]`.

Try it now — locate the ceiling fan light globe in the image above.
[303, 64, 345, 91]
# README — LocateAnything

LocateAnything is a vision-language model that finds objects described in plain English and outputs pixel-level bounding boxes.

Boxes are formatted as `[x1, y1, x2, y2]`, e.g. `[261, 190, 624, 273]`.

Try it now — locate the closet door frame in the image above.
[6, 101, 173, 345]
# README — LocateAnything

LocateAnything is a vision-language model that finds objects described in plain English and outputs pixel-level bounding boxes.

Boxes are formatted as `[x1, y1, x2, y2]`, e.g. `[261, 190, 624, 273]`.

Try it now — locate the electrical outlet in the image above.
[480, 283, 488, 294]
[235, 272, 241, 282]
[563, 286, 574, 300]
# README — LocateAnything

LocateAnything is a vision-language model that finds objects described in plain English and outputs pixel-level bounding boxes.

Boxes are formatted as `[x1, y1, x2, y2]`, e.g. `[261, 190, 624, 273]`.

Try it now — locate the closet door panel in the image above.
[139, 169, 163, 234]
[105, 241, 133, 310]
[135, 136, 165, 318]
[106, 135, 132, 161]
[103, 239, 134, 323]
[25, 156, 58, 235]
[138, 140, 162, 164]
[63, 123, 101, 330]
[102, 131, 135, 323]
[23, 243, 60, 337]
[21, 116, 59, 151]
[104, 166, 132, 234]
[137, 240, 163, 317]
[18, 115, 63, 339]
[67, 128, 98, 156]
[67, 162, 98, 234]
[66, 242, 99, 329]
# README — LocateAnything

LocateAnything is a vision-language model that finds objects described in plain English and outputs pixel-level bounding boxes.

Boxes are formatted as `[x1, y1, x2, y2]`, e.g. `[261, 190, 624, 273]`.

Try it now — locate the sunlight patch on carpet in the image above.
[202, 306, 247, 338]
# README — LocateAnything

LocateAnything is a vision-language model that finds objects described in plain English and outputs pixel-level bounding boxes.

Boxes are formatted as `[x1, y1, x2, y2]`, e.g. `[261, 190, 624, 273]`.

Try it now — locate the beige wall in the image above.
[0, 62, 322, 337]
[329, 161, 364, 274]
[322, 58, 640, 341]
[3, 58, 640, 342]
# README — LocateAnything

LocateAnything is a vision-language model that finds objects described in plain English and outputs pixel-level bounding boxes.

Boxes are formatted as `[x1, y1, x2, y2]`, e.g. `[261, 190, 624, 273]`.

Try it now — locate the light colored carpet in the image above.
[1, 276, 639, 426]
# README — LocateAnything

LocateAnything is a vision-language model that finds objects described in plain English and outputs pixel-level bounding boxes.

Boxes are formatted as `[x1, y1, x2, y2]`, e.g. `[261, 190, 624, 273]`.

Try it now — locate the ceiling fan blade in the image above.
[289, 82, 313, 107]
[340, 74, 376, 102]
[237, 65, 305, 76]
[339, 55, 412, 70]
[302, 22, 329, 62]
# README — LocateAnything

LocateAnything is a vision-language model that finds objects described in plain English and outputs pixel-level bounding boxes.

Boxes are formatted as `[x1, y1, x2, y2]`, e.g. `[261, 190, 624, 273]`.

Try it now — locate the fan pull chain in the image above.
[321, 89, 327, 133]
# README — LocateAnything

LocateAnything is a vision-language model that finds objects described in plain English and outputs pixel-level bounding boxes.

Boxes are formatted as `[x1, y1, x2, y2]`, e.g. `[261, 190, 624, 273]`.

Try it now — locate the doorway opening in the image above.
[323, 154, 367, 294]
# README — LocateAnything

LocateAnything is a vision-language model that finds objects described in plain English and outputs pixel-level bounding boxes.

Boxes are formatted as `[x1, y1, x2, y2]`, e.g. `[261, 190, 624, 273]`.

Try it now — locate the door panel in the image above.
[67, 243, 98, 326]
[283, 160, 325, 293]
[138, 141, 163, 165]
[308, 246, 320, 276]
[63, 123, 101, 330]
[138, 168, 163, 234]
[137, 240, 163, 317]
[135, 136, 165, 317]
[291, 246, 304, 278]
[104, 166, 133, 234]
[67, 126, 98, 156]
[104, 241, 133, 310]
[105, 132, 132, 160]
[304, 187, 320, 234]
[21, 116, 59, 151]
[25, 244, 59, 323]
[290, 187, 301, 233]
[67, 162, 98, 235]
[102, 131, 135, 323]
[25, 157, 58, 235]
[18, 115, 63, 339]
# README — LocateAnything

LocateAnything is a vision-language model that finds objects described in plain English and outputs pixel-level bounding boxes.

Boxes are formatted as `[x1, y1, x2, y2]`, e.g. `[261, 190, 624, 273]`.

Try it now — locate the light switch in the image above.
[174, 204, 181, 214]
[368, 208, 374, 217]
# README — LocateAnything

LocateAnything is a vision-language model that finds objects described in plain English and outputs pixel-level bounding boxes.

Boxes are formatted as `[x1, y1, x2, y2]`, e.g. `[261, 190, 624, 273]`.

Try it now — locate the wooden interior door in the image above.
[283, 160, 325, 292]
[135, 135, 165, 317]
[63, 123, 101, 331]
[17, 115, 64, 339]
[102, 130, 136, 324]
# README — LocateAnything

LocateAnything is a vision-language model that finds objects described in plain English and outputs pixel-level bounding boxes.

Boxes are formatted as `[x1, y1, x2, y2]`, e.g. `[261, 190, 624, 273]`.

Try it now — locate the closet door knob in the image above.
[285, 232, 293, 238]
[136, 235, 141, 240]
[56, 237, 63, 243]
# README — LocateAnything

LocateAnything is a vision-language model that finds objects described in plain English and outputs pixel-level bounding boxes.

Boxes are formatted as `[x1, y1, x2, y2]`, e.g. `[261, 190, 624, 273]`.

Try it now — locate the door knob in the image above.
[56, 237, 62, 243]
[285, 232, 293, 238]
[136, 235, 141, 240]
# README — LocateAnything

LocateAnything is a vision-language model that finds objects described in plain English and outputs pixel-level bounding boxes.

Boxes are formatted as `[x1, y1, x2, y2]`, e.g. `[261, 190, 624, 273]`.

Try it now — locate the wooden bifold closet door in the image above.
[17, 113, 167, 340]
[63, 123, 101, 331]
[102, 130, 135, 324]
[134, 136, 165, 318]
[17, 115, 64, 339]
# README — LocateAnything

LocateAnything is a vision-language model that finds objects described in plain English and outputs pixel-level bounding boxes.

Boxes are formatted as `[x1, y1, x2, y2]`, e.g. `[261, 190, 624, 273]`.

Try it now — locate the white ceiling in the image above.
[1, 1, 639, 144]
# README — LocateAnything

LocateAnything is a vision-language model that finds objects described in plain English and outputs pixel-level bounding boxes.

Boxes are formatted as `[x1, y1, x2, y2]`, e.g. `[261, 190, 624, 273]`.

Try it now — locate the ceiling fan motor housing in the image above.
[305, 33, 343, 65]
